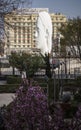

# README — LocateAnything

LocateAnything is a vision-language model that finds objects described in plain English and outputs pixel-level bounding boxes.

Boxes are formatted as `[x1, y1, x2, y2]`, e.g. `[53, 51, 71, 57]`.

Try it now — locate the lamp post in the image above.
[53, 68, 56, 103]
[64, 55, 67, 79]
[0, 56, 1, 75]
[61, 63, 62, 97]
[44, 75, 49, 99]
[68, 51, 71, 78]
[0, 57, 1, 75]
[59, 62, 63, 100]
[52, 52, 56, 103]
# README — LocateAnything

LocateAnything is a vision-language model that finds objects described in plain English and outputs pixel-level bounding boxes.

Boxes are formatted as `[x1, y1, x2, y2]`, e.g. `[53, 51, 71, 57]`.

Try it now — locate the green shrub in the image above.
[0, 84, 20, 93]
[76, 76, 81, 80]
[60, 103, 78, 118]
[6, 76, 21, 84]
[76, 76, 81, 87]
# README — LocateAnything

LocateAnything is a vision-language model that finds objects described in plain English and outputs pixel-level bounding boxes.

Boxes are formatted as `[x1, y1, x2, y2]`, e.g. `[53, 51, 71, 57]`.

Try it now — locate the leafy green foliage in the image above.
[0, 84, 19, 93]
[6, 76, 21, 84]
[60, 17, 81, 59]
[9, 52, 44, 78]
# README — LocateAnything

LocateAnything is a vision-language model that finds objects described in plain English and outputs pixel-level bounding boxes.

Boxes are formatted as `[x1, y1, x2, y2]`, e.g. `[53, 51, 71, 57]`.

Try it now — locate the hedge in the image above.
[0, 84, 20, 93]
[6, 76, 21, 84]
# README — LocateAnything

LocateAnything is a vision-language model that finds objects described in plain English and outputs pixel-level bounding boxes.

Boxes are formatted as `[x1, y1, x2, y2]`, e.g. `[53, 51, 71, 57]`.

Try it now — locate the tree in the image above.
[0, 0, 32, 54]
[0, 0, 19, 55]
[0, 0, 31, 32]
[60, 17, 81, 60]
[0, 0, 18, 36]
[9, 52, 44, 78]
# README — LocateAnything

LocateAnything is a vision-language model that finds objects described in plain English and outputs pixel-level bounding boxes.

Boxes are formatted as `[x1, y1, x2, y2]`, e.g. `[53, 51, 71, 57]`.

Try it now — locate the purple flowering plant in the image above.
[5, 79, 50, 130]
[4, 79, 81, 130]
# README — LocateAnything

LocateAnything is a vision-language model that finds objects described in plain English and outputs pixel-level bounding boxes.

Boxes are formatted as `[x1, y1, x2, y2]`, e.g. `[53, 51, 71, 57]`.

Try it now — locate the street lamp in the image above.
[0, 57, 1, 75]
[68, 51, 71, 78]
[53, 68, 56, 103]
[59, 62, 63, 100]
[44, 75, 49, 98]
[51, 52, 56, 103]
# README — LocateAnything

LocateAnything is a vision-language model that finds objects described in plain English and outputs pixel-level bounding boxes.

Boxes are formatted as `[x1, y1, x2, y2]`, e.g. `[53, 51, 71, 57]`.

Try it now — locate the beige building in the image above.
[4, 8, 67, 55]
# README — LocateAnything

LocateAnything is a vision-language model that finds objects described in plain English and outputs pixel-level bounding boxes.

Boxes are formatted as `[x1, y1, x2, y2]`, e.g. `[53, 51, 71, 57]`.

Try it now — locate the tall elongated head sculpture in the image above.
[36, 11, 52, 55]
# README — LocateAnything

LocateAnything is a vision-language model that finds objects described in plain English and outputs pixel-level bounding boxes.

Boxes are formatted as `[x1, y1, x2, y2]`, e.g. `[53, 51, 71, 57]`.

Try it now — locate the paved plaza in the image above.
[0, 93, 15, 107]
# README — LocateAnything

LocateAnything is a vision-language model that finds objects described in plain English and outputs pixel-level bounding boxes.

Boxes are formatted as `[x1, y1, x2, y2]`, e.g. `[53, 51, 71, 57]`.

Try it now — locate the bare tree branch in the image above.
[0, 0, 32, 55]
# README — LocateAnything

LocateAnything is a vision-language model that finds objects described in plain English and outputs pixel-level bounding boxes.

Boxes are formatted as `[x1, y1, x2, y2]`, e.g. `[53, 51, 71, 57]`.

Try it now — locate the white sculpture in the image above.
[36, 11, 52, 55]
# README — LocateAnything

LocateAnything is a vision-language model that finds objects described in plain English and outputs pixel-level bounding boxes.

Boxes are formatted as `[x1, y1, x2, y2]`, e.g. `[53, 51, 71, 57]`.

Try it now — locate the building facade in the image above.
[4, 8, 67, 55]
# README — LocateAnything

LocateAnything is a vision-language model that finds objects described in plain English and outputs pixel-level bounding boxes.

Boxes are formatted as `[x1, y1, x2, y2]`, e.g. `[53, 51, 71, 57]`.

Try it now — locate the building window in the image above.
[34, 45, 36, 47]
[18, 34, 21, 39]
[33, 40, 36, 43]
[27, 40, 29, 43]
[18, 23, 21, 26]
[27, 16, 31, 20]
[23, 39, 25, 43]
[23, 27, 25, 32]
[7, 39, 9, 42]
[7, 18, 10, 20]
[12, 18, 17, 20]
[18, 40, 21, 43]
[33, 18, 36, 20]
[19, 18, 21, 20]
[56, 17, 58, 20]
[14, 39, 16, 43]
[27, 34, 30, 38]
[27, 45, 30, 47]
[23, 23, 25, 25]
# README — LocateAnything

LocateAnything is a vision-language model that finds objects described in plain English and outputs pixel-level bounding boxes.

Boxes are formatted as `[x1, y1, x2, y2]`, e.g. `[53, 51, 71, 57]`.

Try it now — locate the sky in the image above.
[30, 0, 81, 18]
